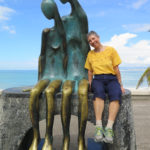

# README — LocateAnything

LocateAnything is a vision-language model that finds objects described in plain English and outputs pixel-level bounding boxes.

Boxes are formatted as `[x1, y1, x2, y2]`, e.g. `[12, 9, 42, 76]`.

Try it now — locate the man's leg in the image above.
[93, 98, 104, 142]
[93, 97, 104, 121]
[92, 78, 105, 142]
[104, 78, 121, 144]
[108, 100, 120, 122]
[104, 100, 120, 144]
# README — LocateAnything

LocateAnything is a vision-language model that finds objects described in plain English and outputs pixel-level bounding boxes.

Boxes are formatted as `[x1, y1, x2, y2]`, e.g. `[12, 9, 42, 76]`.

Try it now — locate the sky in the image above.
[0, 0, 150, 70]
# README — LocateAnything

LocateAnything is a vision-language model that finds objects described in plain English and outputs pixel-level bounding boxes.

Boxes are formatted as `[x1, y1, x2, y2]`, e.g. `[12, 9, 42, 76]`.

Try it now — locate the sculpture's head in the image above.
[60, 0, 70, 4]
[41, 0, 57, 19]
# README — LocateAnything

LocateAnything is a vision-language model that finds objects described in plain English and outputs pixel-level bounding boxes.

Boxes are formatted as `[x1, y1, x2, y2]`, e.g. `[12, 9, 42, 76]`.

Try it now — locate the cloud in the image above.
[0, 6, 15, 21]
[0, 0, 4, 2]
[104, 33, 137, 47]
[0, 6, 16, 34]
[123, 24, 150, 32]
[132, 0, 148, 9]
[103, 33, 150, 66]
[2, 25, 16, 34]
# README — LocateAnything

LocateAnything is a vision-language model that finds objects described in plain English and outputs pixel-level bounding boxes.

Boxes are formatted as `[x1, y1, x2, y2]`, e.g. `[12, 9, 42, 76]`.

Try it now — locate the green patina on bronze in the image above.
[29, 1, 89, 150]
[39, 0, 67, 81]
[38, 0, 90, 90]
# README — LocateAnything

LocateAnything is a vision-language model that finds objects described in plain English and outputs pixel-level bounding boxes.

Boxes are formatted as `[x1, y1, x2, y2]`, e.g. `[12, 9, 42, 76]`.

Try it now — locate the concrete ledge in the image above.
[0, 89, 3, 96]
[0, 87, 136, 150]
[129, 88, 150, 95]
[1, 87, 150, 96]
[128, 88, 150, 101]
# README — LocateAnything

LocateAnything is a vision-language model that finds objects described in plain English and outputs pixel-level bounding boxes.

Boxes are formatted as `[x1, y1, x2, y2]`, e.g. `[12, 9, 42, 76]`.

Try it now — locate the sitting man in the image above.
[85, 31, 125, 144]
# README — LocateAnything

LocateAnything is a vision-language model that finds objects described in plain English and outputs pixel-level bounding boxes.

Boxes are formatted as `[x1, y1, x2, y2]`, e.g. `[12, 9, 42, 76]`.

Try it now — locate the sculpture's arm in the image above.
[71, 0, 88, 33]
[38, 28, 50, 80]
[63, 43, 68, 77]
[54, 9, 68, 76]
[40, 28, 50, 56]
[56, 15, 67, 51]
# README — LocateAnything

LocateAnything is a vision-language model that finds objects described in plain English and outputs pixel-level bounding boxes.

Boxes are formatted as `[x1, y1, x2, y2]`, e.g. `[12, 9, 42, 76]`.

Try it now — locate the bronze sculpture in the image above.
[29, 0, 89, 150]
[60, 0, 89, 150]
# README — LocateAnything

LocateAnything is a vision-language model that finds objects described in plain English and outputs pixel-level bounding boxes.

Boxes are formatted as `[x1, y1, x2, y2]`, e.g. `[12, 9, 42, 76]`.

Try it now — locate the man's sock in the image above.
[106, 120, 114, 129]
[96, 120, 102, 127]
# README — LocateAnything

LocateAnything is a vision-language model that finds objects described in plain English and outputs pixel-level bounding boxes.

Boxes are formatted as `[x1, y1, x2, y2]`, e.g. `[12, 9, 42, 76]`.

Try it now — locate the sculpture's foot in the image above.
[29, 138, 38, 150]
[62, 136, 70, 150]
[78, 137, 87, 150]
[42, 138, 53, 150]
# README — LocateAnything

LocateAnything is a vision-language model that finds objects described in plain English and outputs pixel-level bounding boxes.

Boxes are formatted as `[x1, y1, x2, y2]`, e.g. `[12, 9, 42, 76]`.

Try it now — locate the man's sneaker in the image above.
[94, 126, 104, 142]
[103, 128, 114, 144]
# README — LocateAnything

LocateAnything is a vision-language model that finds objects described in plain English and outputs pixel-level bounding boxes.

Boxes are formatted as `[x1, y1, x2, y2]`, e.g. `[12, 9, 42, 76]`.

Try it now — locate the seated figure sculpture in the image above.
[29, 0, 66, 150]
[60, 0, 90, 150]
[29, 0, 90, 150]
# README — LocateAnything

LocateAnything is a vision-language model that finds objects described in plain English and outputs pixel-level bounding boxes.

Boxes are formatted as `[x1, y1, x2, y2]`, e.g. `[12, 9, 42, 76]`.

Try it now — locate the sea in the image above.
[0, 67, 149, 90]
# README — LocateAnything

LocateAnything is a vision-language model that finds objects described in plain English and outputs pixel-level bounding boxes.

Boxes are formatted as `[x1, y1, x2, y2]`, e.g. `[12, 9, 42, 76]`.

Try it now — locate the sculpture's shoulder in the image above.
[42, 27, 63, 50]
[61, 13, 87, 23]
[61, 12, 88, 33]
[61, 15, 76, 23]
[42, 28, 51, 35]
[43, 28, 50, 33]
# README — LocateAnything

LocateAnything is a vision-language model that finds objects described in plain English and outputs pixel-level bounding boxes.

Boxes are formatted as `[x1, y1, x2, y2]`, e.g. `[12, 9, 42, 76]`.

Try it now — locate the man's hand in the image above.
[88, 81, 92, 92]
[121, 85, 125, 94]
[88, 70, 93, 92]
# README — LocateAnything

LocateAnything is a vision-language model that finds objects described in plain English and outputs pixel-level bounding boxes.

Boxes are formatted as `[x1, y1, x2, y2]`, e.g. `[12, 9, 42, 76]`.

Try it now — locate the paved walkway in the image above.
[39, 98, 150, 150]
[132, 99, 150, 150]
[39, 115, 94, 150]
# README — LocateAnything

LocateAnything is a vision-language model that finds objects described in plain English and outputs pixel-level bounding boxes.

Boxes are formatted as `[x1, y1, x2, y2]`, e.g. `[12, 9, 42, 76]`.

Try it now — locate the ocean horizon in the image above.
[0, 66, 149, 90]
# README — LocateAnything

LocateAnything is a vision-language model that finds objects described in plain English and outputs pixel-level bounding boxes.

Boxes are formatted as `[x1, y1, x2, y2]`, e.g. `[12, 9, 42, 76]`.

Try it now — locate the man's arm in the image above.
[88, 70, 93, 90]
[113, 65, 125, 93]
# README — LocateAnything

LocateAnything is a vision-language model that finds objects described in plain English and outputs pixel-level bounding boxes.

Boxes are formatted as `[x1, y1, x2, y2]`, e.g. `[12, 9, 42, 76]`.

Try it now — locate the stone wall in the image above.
[0, 87, 136, 150]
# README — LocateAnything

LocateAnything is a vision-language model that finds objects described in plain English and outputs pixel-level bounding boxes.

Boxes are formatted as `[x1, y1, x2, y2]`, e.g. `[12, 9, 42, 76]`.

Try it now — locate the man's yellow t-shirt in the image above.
[84, 46, 122, 75]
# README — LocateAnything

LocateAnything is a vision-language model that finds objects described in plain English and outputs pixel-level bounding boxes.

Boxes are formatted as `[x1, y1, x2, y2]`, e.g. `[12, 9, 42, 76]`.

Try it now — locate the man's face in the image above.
[88, 35, 100, 49]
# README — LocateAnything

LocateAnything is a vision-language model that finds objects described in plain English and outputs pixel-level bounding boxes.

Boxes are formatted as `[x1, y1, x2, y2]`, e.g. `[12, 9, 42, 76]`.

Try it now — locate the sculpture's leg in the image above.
[61, 80, 74, 150]
[42, 80, 62, 150]
[78, 79, 88, 150]
[29, 79, 50, 150]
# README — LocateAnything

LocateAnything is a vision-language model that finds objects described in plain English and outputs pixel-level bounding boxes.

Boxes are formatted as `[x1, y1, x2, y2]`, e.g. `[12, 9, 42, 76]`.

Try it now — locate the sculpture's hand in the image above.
[23, 88, 32, 92]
